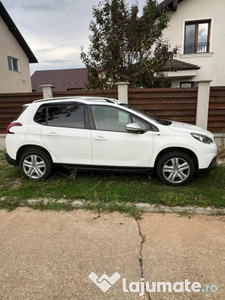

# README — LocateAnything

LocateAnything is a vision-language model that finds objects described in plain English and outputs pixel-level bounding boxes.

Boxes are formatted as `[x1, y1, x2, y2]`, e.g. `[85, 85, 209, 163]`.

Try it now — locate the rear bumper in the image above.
[199, 156, 217, 174]
[4, 152, 18, 166]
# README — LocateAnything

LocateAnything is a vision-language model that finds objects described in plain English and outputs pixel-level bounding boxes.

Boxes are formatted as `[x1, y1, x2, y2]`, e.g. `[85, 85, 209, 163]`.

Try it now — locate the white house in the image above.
[158, 0, 225, 87]
[0, 1, 38, 93]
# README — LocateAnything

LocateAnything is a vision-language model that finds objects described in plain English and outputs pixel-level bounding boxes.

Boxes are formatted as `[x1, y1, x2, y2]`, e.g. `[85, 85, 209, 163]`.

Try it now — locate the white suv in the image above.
[5, 96, 217, 186]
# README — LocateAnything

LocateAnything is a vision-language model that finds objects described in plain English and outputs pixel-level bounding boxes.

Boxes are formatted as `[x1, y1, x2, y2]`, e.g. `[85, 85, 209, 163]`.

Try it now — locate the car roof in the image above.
[33, 96, 122, 105]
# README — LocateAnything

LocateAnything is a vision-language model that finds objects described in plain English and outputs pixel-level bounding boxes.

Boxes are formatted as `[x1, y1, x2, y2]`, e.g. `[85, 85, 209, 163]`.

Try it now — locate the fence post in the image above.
[196, 80, 212, 130]
[116, 82, 129, 103]
[40, 84, 55, 99]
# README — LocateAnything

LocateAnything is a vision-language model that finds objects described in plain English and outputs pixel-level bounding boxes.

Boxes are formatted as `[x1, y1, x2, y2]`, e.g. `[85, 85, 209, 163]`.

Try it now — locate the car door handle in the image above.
[94, 136, 107, 141]
[46, 132, 59, 137]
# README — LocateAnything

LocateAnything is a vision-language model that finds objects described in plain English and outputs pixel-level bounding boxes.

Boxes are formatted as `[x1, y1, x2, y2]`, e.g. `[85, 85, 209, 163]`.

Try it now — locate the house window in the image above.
[184, 20, 211, 54]
[180, 82, 195, 88]
[7, 56, 19, 72]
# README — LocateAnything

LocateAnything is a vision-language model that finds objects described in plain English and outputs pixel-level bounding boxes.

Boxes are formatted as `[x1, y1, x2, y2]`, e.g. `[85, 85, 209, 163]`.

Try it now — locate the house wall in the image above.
[163, 0, 225, 87]
[0, 16, 32, 93]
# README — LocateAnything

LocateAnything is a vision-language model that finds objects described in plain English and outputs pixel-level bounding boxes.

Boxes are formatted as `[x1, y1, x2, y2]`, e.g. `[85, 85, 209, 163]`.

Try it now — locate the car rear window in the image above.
[34, 104, 85, 128]
[48, 105, 84, 128]
[34, 107, 47, 125]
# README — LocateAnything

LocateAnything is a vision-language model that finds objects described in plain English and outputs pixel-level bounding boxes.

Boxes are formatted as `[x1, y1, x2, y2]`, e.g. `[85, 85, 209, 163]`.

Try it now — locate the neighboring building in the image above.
[31, 68, 88, 92]
[158, 0, 225, 87]
[0, 1, 37, 93]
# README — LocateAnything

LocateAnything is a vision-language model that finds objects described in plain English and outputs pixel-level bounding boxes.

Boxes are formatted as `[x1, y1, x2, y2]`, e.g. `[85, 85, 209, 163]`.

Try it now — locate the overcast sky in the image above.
[2, 0, 163, 75]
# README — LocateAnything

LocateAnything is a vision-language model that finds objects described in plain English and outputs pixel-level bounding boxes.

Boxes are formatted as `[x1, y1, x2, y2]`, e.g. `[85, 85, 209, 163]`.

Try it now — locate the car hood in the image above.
[168, 121, 212, 136]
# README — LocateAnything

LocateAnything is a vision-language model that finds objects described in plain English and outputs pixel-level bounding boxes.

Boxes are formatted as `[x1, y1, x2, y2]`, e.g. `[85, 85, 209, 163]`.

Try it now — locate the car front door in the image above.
[90, 105, 153, 167]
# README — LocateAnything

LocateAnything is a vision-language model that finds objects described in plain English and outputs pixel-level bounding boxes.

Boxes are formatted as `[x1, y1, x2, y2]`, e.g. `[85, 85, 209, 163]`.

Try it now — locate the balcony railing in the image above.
[184, 42, 210, 54]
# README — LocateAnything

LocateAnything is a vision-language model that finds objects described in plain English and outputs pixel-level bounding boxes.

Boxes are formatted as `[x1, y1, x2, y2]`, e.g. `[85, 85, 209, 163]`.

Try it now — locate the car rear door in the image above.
[39, 103, 92, 164]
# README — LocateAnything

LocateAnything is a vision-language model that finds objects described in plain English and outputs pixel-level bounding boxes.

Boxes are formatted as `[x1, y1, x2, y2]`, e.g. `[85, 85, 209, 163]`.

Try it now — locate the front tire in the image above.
[19, 149, 52, 180]
[157, 151, 195, 186]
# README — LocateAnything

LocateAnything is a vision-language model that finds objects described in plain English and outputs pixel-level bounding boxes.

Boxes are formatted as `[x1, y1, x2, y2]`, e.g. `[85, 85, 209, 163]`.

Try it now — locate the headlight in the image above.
[191, 133, 213, 144]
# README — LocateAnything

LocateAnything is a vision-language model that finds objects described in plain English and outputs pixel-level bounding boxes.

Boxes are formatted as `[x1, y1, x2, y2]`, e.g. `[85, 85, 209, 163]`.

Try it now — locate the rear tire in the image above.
[19, 149, 52, 180]
[157, 151, 195, 186]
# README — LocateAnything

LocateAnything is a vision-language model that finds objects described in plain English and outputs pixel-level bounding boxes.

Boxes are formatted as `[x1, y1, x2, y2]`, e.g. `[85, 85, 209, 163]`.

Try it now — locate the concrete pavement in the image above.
[140, 213, 225, 299]
[0, 208, 224, 299]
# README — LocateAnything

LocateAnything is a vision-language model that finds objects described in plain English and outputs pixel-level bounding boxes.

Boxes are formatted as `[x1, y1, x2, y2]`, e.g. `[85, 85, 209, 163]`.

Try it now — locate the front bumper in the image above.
[4, 152, 18, 166]
[199, 156, 217, 174]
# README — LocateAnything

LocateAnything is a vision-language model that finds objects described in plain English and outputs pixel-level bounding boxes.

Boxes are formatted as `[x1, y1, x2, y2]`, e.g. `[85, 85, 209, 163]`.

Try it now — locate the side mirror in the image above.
[126, 123, 143, 133]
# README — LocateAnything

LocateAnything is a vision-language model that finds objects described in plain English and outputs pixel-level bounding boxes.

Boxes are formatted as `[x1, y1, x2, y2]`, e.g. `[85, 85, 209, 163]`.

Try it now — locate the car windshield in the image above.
[120, 104, 172, 125]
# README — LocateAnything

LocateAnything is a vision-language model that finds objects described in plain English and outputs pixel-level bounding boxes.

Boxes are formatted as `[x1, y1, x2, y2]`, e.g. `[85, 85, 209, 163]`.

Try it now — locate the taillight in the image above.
[7, 122, 22, 134]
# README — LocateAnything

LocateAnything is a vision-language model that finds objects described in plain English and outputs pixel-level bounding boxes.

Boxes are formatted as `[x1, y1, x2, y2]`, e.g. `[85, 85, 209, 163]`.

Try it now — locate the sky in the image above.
[2, 0, 163, 75]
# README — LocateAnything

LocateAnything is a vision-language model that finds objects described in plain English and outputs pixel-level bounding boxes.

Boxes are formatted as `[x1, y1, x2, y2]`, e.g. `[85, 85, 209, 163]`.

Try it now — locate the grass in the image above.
[0, 149, 225, 217]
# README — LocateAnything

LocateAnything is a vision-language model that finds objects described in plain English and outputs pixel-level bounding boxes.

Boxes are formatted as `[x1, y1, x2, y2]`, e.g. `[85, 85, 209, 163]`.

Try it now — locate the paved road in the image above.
[0, 208, 224, 299]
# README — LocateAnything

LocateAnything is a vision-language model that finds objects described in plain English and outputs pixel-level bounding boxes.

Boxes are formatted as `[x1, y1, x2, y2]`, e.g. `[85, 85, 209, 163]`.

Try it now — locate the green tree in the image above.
[81, 0, 178, 89]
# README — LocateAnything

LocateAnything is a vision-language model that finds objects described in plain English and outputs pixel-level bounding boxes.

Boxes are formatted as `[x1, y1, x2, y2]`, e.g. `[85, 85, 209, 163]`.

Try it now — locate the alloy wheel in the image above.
[162, 157, 191, 184]
[22, 154, 47, 179]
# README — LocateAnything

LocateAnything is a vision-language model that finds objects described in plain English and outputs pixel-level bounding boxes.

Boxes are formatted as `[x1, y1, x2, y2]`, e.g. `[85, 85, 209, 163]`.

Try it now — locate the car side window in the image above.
[132, 115, 148, 131]
[48, 104, 85, 128]
[91, 106, 132, 132]
[34, 107, 47, 125]
[34, 104, 85, 128]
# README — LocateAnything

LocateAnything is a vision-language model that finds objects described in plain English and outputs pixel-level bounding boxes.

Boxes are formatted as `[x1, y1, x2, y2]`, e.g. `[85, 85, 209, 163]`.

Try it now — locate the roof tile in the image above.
[31, 68, 88, 92]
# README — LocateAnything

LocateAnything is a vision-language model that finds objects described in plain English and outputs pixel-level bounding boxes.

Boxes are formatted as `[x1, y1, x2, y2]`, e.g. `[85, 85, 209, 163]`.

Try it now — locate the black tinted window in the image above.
[34, 107, 47, 125]
[48, 104, 84, 128]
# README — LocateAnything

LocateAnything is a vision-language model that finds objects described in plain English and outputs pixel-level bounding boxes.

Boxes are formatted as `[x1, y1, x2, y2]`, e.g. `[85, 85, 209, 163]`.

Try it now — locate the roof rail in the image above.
[33, 96, 120, 104]
[83, 97, 118, 104]
[33, 96, 79, 103]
